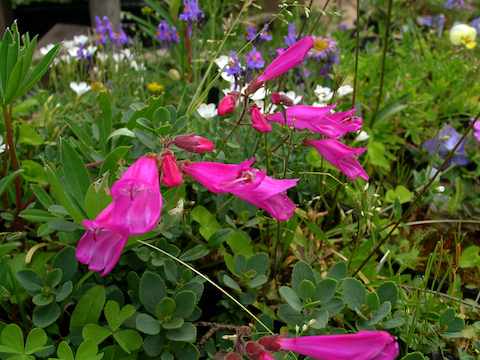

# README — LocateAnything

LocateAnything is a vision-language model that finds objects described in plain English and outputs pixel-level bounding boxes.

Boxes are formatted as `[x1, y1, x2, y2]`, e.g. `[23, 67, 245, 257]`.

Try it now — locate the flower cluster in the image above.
[179, 0, 204, 24]
[94, 16, 128, 47]
[156, 20, 179, 45]
[223, 331, 399, 360]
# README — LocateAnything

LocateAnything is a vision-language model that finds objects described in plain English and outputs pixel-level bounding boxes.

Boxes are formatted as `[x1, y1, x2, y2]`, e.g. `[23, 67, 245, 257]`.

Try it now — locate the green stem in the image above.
[352, 0, 361, 107]
[371, 0, 393, 124]
[2, 105, 22, 212]
[138, 240, 274, 334]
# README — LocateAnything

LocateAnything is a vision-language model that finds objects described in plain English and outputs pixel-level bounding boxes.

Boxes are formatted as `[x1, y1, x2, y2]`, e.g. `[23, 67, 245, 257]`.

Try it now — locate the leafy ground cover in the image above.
[0, 0, 479, 359]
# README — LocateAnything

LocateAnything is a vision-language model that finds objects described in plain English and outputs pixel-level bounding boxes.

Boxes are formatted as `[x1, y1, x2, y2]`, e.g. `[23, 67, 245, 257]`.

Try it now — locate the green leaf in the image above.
[18, 123, 43, 146]
[139, 271, 167, 314]
[0, 169, 23, 197]
[179, 245, 209, 262]
[367, 302, 391, 325]
[1, 324, 24, 354]
[16, 270, 42, 294]
[225, 230, 253, 257]
[24, 328, 47, 354]
[459, 245, 480, 268]
[400, 353, 426, 360]
[70, 285, 106, 331]
[82, 324, 111, 346]
[368, 141, 391, 170]
[327, 262, 347, 280]
[315, 278, 337, 304]
[112, 330, 143, 354]
[100, 146, 131, 175]
[174, 291, 196, 319]
[162, 317, 184, 330]
[297, 280, 316, 301]
[84, 176, 112, 219]
[155, 297, 176, 319]
[377, 282, 399, 306]
[279, 286, 302, 312]
[440, 308, 464, 333]
[75, 340, 103, 360]
[385, 185, 413, 204]
[53, 247, 78, 282]
[190, 206, 220, 241]
[292, 261, 315, 292]
[60, 138, 91, 207]
[105, 301, 136, 332]
[21, 160, 48, 185]
[45, 268, 62, 287]
[166, 323, 196, 342]
[33, 302, 61, 328]
[135, 313, 161, 335]
[55, 281, 73, 302]
[342, 278, 366, 311]
[56, 341, 74, 360]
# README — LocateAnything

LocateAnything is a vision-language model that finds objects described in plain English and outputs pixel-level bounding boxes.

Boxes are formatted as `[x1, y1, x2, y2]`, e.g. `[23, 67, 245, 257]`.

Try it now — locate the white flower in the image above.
[112, 53, 124, 63]
[67, 46, 79, 58]
[355, 130, 369, 142]
[86, 46, 97, 57]
[130, 60, 145, 71]
[70, 82, 91, 96]
[436, 185, 446, 193]
[250, 86, 267, 101]
[197, 103, 217, 119]
[39, 43, 55, 56]
[96, 52, 108, 62]
[449, 23, 477, 49]
[279, 90, 302, 104]
[214, 55, 229, 69]
[62, 40, 76, 50]
[0, 135, 5, 154]
[337, 84, 354, 97]
[314, 85, 333, 103]
[121, 49, 134, 61]
[73, 35, 89, 46]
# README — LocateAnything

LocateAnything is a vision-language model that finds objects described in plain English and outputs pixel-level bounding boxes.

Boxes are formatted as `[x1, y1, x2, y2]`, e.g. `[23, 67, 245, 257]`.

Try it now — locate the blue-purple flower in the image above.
[417, 14, 446, 36]
[94, 16, 128, 47]
[310, 37, 339, 77]
[246, 47, 265, 70]
[179, 0, 204, 23]
[444, 0, 465, 9]
[156, 21, 179, 45]
[225, 51, 242, 76]
[284, 23, 297, 47]
[471, 17, 480, 34]
[246, 24, 272, 42]
[423, 124, 469, 166]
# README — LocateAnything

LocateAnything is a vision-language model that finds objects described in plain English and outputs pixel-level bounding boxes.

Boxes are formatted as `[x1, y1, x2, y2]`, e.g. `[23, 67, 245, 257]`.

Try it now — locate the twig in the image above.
[400, 285, 480, 310]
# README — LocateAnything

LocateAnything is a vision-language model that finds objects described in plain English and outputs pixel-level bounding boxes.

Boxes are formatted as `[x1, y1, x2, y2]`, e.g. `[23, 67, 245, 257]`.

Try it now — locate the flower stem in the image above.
[220, 96, 248, 149]
[371, 0, 393, 125]
[2, 105, 22, 212]
[352, 0, 361, 107]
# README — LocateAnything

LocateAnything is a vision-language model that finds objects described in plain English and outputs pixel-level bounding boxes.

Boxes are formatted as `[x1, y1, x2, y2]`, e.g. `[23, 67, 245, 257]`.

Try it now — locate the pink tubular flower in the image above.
[161, 152, 183, 187]
[218, 92, 239, 116]
[173, 134, 215, 153]
[110, 155, 162, 234]
[183, 159, 298, 221]
[267, 105, 362, 138]
[258, 331, 399, 360]
[250, 105, 272, 133]
[76, 204, 129, 276]
[305, 139, 368, 181]
[271, 92, 294, 106]
[256, 36, 314, 83]
[245, 342, 275, 360]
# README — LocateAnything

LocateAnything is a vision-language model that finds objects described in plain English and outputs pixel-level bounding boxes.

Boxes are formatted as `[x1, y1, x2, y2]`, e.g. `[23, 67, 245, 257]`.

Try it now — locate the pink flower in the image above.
[110, 155, 162, 234]
[256, 36, 314, 83]
[267, 105, 362, 138]
[76, 203, 129, 276]
[245, 342, 275, 360]
[218, 93, 239, 116]
[161, 152, 183, 187]
[259, 331, 399, 360]
[473, 120, 480, 142]
[173, 134, 215, 153]
[183, 159, 298, 221]
[305, 139, 368, 181]
[250, 105, 272, 133]
[271, 92, 294, 106]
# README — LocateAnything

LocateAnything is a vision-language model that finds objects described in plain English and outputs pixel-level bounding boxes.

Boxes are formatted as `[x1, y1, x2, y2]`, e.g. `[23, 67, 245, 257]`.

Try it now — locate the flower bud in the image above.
[224, 352, 242, 360]
[250, 105, 272, 133]
[218, 92, 239, 116]
[271, 92, 293, 106]
[174, 134, 215, 153]
[168, 68, 181, 80]
[161, 152, 183, 187]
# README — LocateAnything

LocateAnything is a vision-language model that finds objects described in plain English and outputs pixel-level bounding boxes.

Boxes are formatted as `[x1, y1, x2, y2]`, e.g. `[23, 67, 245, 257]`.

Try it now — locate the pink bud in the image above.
[224, 353, 242, 360]
[271, 92, 293, 106]
[250, 105, 272, 133]
[161, 152, 183, 187]
[173, 134, 215, 153]
[218, 93, 239, 116]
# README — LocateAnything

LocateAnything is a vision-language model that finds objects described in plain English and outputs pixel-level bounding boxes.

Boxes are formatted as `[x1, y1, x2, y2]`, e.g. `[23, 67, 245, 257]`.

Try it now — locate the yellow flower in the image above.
[146, 82, 165, 94]
[141, 6, 153, 15]
[450, 24, 477, 49]
[91, 81, 106, 93]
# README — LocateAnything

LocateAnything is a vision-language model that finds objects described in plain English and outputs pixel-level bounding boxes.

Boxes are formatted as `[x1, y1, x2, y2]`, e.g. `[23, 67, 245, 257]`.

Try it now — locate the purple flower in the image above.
[94, 16, 128, 47]
[417, 14, 445, 36]
[112, 28, 128, 47]
[225, 51, 242, 76]
[284, 23, 297, 47]
[156, 20, 179, 45]
[471, 17, 480, 33]
[472, 119, 480, 142]
[246, 47, 265, 70]
[259, 25, 272, 41]
[179, 0, 204, 23]
[246, 25, 257, 41]
[423, 124, 469, 166]
[95, 16, 108, 45]
[444, 0, 465, 9]
[246, 24, 272, 42]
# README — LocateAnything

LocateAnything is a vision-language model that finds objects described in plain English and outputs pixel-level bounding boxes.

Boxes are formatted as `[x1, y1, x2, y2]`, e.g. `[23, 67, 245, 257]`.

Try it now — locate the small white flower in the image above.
[39, 43, 55, 56]
[314, 85, 333, 103]
[96, 52, 108, 62]
[73, 35, 89, 46]
[0, 135, 6, 154]
[62, 40, 75, 50]
[449, 23, 477, 49]
[337, 84, 354, 97]
[70, 81, 91, 96]
[355, 130, 369, 142]
[86, 46, 97, 57]
[112, 53, 124, 63]
[197, 103, 217, 119]
[121, 49, 134, 60]
[279, 90, 302, 104]
[214, 55, 229, 69]
[67, 46, 79, 58]
[250, 86, 267, 101]
[130, 60, 145, 71]
[436, 185, 446, 193]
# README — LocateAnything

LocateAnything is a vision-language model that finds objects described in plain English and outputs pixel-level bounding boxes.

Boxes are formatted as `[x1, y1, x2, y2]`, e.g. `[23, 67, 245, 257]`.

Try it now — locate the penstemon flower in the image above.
[218, 92, 239, 116]
[250, 105, 272, 133]
[173, 134, 215, 153]
[160, 152, 183, 187]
